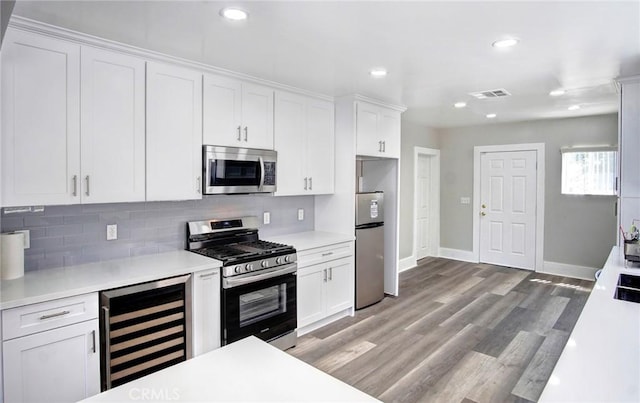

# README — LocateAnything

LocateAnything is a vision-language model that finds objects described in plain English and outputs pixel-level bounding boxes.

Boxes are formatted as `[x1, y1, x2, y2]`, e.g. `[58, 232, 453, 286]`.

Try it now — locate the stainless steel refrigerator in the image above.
[355, 192, 384, 309]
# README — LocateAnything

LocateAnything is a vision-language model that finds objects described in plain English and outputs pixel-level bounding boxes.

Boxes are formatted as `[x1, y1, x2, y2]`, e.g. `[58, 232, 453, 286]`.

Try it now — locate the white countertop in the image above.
[80, 336, 379, 402]
[539, 247, 640, 402]
[268, 231, 354, 251]
[0, 251, 220, 310]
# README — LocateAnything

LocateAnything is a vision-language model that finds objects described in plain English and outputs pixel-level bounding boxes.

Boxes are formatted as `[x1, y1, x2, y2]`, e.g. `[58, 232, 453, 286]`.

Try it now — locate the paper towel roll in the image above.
[1, 232, 25, 280]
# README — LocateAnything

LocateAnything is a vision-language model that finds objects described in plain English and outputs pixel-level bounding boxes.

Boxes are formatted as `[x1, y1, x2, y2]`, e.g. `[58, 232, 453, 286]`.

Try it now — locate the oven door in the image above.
[222, 264, 296, 345]
[203, 146, 276, 194]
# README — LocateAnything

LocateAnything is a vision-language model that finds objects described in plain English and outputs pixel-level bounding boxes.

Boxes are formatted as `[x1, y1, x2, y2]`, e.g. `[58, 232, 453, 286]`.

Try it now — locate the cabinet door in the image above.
[241, 83, 274, 149]
[297, 265, 326, 328]
[192, 269, 221, 356]
[325, 257, 354, 316]
[81, 47, 146, 203]
[3, 320, 99, 403]
[620, 81, 640, 198]
[355, 102, 382, 157]
[379, 109, 401, 158]
[203, 74, 243, 147]
[306, 99, 335, 194]
[1, 30, 81, 206]
[146, 62, 203, 201]
[274, 91, 306, 196]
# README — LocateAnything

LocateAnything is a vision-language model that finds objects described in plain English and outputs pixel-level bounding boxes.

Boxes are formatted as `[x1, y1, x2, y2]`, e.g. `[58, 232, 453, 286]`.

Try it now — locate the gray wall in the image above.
[399, 119, 440, 259]
[439, 114, 618, 268]
[1, 195, 314, 271]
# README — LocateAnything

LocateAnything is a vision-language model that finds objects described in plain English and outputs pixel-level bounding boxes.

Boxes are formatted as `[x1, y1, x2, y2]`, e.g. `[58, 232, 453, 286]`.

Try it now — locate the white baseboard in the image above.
[540, 261, 598, 281]
[399, 256, 417, 272]
[438, 248, 477, 263]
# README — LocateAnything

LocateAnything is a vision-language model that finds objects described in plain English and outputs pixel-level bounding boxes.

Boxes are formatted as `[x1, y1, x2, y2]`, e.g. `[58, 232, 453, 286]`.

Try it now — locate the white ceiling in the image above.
[12, 1, 640, 128]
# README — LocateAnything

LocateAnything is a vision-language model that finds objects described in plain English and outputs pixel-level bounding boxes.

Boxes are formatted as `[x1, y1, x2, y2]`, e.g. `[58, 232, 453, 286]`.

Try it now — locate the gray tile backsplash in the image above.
[1, 195, 314, 271]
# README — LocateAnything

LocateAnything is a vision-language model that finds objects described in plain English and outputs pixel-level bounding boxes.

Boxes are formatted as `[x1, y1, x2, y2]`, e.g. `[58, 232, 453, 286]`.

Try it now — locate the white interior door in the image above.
[416, 154, 432, 260]
[479, 150, 537, 270]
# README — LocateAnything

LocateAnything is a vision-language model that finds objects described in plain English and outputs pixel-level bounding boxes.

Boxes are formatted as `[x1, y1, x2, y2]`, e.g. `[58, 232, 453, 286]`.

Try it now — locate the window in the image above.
[561, 147, 617, 195]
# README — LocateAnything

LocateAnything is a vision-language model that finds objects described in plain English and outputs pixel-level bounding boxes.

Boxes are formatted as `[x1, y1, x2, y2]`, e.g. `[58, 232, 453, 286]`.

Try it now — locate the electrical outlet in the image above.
[106, 224, 118, 241]
[297, 208, 304, 221]
[460, 197, 471, 205]
[263, 211, 271, 225]
[14, 230, 30, 249]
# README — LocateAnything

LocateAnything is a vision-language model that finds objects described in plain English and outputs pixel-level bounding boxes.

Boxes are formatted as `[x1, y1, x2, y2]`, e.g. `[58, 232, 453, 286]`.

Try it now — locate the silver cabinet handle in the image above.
[199, 272, 217, 279]
[85, 175, 90, 196]
[237, 126, 242, 141]
[323, 268, 327, 282]
[244, 126, 248, 142]
[329, 267, 333, 281]
[304, 177, 308, 190]
[378, 141, 382, 152]
[383, 141, 386, 152]
[321, 252, 333, 257]
[309, 177, 313, 190]
[72, 175, 78, 196]
[91, 330, 96, 353]
[196, 176, 201, 194]
[39, 310, 70, 320]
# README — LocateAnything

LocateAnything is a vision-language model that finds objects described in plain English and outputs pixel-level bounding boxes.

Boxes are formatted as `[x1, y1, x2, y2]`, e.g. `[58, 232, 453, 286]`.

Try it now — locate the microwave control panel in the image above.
[264, 162, 276, 186]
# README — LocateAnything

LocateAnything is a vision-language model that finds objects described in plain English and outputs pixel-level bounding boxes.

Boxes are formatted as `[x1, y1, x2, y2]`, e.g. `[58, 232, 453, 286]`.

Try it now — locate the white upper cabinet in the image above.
[619, 78, 640, 198]
[356, 101, 401, 158]
[1, 30, 81, 207]
[146, 62, 203, 201]
[203, 74, 274, 149]
[274, 91, 334, 196]
[81, 47, 146, 204]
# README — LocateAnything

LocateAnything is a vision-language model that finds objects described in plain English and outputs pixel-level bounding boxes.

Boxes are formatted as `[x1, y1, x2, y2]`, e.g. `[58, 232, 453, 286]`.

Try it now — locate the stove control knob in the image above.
[275, 257, 282, 265]
[261, 260, 269, 268]
[245, 264, 254, 272]
[284, 255, 291, 263]
[234, 265, 242, 274]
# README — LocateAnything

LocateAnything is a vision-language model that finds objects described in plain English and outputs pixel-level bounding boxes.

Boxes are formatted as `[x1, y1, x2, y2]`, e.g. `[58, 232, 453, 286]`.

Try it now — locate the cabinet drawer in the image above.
[297, 256, 352, 277]
[297, 242, 353, 268]
[2, 293, 98, 340]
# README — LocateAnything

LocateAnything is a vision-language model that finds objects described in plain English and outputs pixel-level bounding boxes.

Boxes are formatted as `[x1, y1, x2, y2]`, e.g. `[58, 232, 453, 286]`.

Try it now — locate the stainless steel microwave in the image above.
[203, 146, 277, 194]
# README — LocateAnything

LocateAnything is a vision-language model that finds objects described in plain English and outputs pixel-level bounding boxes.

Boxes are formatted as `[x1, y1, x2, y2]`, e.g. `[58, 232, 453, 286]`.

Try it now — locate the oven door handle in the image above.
[223, 264, 297, 289]
[258, 156, 265, 190]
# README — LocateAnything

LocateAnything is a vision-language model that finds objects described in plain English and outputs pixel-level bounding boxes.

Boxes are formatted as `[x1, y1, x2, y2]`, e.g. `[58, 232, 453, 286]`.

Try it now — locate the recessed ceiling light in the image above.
[486, 113, 497, 119]
[220, 7, 248, 21]
[369, 68, 387, 77]
[549, 89, 566, 97]
[568, 105, 581, 111]
[454, 102, 467, 108]
[492, 38, 519, 48]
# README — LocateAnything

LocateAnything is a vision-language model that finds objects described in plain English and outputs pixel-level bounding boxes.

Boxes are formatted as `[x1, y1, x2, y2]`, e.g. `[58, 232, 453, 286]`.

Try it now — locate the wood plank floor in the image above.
[287, 257, 593, 403]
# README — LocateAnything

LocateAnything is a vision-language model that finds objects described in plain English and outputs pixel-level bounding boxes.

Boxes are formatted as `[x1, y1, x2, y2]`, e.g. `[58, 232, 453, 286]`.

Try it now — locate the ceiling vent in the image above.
[469, 88, 511, 99]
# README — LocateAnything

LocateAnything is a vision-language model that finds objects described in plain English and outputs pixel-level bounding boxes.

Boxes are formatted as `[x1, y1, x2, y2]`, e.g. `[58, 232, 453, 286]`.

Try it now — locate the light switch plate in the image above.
[460, 197, 471, 205]
[297, 208, 304, 221]
[106, 224, 118, 241]
[263, 211, 271, 225]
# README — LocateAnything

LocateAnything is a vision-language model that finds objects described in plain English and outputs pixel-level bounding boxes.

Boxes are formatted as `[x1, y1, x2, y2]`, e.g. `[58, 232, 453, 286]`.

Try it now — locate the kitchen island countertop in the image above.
[80, 336, 379, 402]
[539, 246, 640, 402]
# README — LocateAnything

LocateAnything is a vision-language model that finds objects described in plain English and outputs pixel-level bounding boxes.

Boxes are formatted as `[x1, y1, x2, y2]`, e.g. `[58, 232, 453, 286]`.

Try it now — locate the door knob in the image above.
[481, 212, 486, 216]
[481, 204, 486, 208]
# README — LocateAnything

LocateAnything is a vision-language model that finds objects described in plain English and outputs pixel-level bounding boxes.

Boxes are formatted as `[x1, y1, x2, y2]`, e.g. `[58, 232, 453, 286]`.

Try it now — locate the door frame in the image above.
[413, 147, 440, 261]
[472, 143, 545, 271]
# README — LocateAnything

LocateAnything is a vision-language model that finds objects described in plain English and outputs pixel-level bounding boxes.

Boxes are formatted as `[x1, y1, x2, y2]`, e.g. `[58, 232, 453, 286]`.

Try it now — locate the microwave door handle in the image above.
[259, 156, 265, 190]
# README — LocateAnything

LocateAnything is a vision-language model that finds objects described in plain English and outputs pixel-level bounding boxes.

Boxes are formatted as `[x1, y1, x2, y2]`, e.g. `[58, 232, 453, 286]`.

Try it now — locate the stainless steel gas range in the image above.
[187, 216, 297, 350]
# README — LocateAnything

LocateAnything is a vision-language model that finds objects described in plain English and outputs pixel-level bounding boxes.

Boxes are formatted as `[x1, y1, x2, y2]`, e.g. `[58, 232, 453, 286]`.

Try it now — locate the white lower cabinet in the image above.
[192, 269, 221, 356]
[2, 294, 99, 403]
[296, 242, 354, 332]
